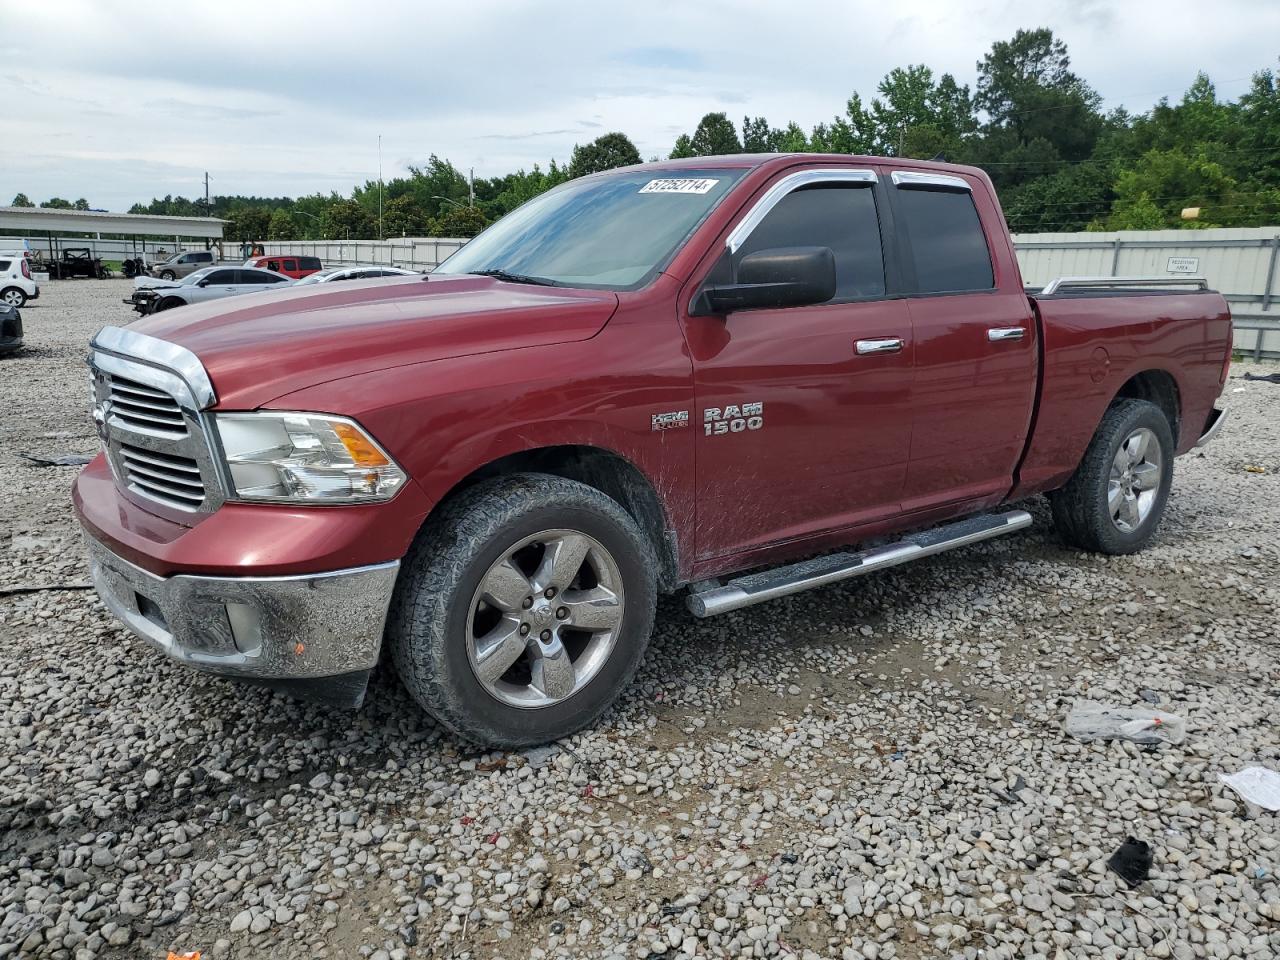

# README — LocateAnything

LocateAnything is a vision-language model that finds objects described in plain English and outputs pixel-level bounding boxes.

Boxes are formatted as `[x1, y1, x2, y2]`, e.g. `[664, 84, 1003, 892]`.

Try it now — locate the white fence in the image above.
[1012, 226, 1280, 359]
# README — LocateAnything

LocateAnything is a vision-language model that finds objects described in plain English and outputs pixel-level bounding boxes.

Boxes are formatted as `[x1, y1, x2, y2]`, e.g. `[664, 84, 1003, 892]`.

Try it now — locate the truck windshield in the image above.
[436, 168, 747, 290]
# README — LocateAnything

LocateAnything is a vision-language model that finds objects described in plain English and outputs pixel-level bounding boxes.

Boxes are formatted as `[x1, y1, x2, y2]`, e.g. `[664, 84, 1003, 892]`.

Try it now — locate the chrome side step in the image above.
[686, 510, 1033, 618]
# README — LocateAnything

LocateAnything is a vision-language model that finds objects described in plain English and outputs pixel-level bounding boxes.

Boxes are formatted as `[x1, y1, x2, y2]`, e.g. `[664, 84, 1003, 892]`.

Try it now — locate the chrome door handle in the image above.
[988, 327, 1026, 342]
[856, 337, 904, 355]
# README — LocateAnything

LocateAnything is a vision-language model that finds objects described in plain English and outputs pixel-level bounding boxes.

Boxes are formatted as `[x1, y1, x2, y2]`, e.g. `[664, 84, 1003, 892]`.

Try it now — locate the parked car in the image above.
[244, 254, 323, 279]
[147, 250, 221, 281]
[0, 255, 39, 307]
[0, 303, 21, 354]
[123, 265, 291, 314]
[292, 265, 418, 285]
[75, 154, 1231, 748]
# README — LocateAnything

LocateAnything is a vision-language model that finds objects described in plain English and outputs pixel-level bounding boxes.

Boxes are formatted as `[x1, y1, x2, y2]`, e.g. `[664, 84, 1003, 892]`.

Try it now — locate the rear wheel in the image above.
[388, 473, 657, 747]
[1050, 398, 1174, 554]
[1, 287, 25, 308]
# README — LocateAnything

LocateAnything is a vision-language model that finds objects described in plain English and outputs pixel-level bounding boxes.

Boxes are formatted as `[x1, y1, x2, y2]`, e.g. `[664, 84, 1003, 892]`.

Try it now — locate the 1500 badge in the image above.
[704, 402, 764, 436]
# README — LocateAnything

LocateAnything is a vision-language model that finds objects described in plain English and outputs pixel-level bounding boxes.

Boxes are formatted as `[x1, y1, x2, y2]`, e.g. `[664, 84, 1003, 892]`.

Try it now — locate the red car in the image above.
[244, 254, 323, 279]
[74, 154, 1231, 747]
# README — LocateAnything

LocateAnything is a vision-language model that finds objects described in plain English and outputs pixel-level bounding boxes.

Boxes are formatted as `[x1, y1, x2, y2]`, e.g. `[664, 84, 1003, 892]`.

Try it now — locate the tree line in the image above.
[12, 29, 1280, 240]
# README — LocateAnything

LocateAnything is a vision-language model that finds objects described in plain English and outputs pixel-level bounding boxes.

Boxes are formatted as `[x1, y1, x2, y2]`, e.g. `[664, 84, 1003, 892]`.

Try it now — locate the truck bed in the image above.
[1011, 277, 1232, 499]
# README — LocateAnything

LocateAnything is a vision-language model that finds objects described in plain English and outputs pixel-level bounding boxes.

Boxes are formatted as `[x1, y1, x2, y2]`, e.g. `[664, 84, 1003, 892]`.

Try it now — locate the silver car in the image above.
[124, 266, 291, 314]
[291, 265, 418, 285]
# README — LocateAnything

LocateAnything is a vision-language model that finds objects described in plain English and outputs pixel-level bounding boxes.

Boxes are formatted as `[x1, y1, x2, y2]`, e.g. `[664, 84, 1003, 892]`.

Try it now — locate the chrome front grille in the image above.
[118, 444, 207, 510]
[105, 375, 187, 436]
[89, 328, 224, 518]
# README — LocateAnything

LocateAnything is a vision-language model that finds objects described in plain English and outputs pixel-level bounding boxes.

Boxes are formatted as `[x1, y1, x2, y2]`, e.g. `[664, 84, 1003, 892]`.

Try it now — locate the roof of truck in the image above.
[625, 152, 990, 180]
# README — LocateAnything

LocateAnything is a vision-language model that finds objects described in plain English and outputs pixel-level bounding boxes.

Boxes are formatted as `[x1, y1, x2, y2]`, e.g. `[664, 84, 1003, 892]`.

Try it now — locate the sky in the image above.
[3, 0, 1279, 211]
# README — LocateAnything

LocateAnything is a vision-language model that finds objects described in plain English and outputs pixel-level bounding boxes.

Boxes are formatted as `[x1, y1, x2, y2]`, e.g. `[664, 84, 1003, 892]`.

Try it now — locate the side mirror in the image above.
[693, 246, 837, 316]
[196, 279, 210, 287]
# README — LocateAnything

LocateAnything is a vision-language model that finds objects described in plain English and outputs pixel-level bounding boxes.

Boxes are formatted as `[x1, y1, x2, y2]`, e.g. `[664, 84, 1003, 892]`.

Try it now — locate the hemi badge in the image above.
[651, 410, 689, 431]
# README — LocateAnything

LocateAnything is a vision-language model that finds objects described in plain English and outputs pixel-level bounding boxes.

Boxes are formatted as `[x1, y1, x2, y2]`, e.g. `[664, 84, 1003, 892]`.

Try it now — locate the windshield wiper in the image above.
[471, 268, 560, 287]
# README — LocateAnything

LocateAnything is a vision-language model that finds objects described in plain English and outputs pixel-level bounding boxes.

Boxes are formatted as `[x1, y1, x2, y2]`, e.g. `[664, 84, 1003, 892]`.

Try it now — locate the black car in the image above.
[0, 303, 22, 354]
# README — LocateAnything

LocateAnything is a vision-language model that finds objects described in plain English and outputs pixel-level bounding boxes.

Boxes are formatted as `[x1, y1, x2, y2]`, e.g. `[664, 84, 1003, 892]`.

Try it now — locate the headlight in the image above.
[214, 412, 407, 503]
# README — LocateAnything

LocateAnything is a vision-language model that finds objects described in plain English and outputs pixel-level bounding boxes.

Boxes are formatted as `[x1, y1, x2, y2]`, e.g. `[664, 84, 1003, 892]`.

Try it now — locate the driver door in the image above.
[681, 167, 913, 561]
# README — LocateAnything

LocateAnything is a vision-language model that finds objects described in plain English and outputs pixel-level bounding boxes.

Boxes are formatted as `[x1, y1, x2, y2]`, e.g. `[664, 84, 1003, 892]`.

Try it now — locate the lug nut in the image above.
[519, 623, 530, 636]
[540, 630, 552, 642]
[521, 597, 533, 609]
[544, 587, 557, 599]
[556, 607, 568, 620]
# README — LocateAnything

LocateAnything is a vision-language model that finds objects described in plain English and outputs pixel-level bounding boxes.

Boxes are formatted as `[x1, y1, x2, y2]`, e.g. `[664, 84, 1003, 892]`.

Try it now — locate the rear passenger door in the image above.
[888, 171, 1038, 511]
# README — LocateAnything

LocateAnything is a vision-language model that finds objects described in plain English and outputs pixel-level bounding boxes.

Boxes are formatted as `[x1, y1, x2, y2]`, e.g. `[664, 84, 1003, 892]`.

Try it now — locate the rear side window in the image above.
[195, 252, 212, 262]
[300, 257, 322, 270]
[735, 184, 885, 299]
[283, 259, 298, 271]
[896, 187, 994, 293]
[0, 260, 10, 272]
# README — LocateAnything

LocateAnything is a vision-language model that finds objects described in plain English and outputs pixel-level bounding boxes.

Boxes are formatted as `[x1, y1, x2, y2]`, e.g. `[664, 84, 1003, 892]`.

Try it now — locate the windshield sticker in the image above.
[638, 178, 720, 195]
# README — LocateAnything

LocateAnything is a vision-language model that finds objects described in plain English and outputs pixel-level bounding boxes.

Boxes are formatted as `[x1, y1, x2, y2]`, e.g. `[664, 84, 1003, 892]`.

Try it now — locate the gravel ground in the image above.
[2, 279, 1278, 960]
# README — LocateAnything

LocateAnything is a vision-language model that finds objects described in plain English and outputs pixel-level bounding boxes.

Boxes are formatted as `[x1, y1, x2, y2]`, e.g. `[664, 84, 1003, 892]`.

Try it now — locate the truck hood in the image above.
[128, 274, 619, 409]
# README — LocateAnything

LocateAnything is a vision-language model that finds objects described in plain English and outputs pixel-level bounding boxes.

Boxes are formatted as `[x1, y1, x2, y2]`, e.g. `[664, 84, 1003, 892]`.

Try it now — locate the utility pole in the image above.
[898, 122, 905, 158]
[204, 172, 211, 214]
[469, 167, 474, 207]
[378, 135, 384, 241]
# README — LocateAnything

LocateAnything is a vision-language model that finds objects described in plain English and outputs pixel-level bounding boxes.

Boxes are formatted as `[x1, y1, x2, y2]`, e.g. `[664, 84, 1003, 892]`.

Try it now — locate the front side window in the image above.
[437, 167, 747, 290]
[205, 269, 237, 285]
[895, 187, 994, 293]
[734, 184, 886, 299]
[283, 259, 297, 271]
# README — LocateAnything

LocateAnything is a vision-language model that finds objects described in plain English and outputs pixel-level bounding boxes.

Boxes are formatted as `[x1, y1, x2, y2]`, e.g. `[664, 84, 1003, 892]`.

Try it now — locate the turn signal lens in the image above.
[333, 422, 391, 466]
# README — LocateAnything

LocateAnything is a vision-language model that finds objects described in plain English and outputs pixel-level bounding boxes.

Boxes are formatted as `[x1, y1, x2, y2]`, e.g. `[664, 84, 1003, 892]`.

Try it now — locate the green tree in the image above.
[321, 199, 375, 240]
[568, 132, 642, 178]
[73, 198, 90, 211]
[973, 28, 1103, 186]
[1106, 147, 1238, 227]
[431, 205, 488, 237]
[668, 133, 695, 159]
[226, 205, 272, 242]
[40, 197, 73, 209]
[11, 193, 33, 207]
[688, 112, 741, 155]
[267, 208, 298, 240]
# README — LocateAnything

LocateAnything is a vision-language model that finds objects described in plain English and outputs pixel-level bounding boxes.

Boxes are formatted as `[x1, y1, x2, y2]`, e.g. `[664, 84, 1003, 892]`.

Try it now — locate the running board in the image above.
[686, 510, 1033, 618]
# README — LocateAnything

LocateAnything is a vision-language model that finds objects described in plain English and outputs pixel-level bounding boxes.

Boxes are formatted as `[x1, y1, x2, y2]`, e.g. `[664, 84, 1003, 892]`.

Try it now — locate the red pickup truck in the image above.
[74, 154, 1231, 747]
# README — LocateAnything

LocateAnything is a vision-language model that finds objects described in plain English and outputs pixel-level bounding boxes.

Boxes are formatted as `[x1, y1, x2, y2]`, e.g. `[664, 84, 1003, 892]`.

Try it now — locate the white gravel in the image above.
[2, 279, 1279, 960]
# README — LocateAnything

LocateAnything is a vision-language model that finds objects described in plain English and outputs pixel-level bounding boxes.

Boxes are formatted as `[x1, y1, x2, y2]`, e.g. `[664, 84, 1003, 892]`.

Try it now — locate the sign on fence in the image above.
[1166, 256, 1200, 274]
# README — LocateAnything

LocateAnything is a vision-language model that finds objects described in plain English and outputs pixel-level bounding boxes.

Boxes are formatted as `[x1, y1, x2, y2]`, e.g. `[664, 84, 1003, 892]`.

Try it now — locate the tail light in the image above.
[21, 259, 31, 279]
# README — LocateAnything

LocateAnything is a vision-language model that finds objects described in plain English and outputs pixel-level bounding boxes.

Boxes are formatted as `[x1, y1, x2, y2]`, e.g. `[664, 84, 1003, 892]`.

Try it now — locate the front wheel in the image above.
[387, 473, 657, 747]
[159, 270, 176, 281]
[1049, 398, 1174, 554]
[1, 287, 26, 308]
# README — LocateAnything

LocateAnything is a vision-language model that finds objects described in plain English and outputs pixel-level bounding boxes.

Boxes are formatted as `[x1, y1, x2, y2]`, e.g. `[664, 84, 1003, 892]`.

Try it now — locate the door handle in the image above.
[988, 327, 1026, 342]
[855, 337, 904, 355]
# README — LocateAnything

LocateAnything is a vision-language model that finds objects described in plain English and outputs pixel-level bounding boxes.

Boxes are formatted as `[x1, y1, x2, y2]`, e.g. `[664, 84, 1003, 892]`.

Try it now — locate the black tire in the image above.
[154, 297, 183, 313]
[1049, 398, 1175, 555]
[160, 270, 176, 281]
[387, 473, 657, 747]
[1, 288, 26, 308]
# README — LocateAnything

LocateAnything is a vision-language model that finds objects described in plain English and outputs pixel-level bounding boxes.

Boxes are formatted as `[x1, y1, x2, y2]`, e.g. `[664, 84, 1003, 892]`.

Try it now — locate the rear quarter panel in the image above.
[1011, 291, 1231, 498]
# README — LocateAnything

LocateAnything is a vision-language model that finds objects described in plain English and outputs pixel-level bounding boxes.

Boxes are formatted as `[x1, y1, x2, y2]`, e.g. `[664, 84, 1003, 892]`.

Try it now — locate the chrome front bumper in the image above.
[1196, 405, 1227, 447]
[86, 536, 399, 697]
